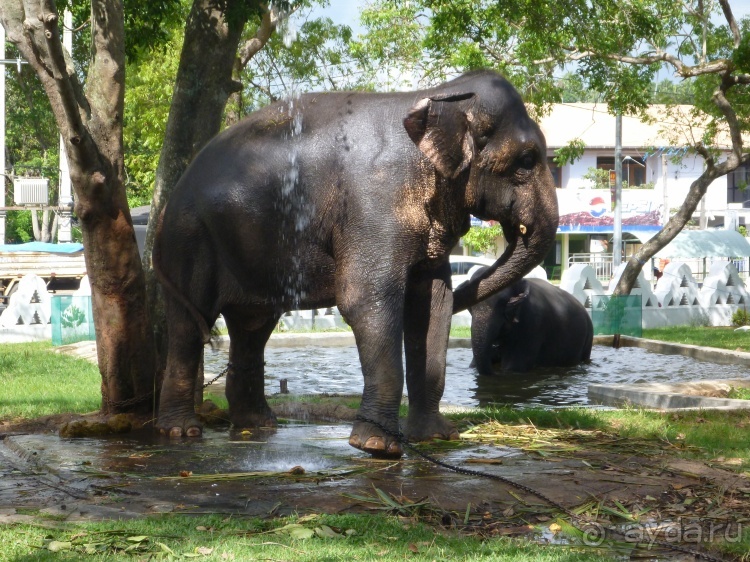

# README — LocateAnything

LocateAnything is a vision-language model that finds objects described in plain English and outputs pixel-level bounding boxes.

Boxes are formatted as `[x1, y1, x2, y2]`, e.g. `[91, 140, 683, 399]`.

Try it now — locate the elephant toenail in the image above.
[387, 442, 403, 456]
[186, 426, 202, 437]
[169, 427, 183, 438]
[363, 436, 385, 451]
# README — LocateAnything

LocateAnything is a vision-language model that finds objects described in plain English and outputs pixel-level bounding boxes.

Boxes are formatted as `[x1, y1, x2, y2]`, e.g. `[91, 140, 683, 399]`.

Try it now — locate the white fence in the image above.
[2, 261, 748, 342]
[561, 260, 750, 329]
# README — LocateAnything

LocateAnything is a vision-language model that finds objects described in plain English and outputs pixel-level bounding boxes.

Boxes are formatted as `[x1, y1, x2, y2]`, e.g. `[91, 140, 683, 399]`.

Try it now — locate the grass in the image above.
[729, 386, 750, 400]
[0, 513, 614, 562]
[642, 325, 750, 352]
[450, 325, 471, 338]
[454, 406, 750, 471]
[2, 340, 749, 559]
[0, 342, 101, 422]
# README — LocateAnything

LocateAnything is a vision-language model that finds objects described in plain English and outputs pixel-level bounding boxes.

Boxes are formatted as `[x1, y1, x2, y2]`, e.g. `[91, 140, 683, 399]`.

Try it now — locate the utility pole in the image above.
[0, 24, 30, 244]
[57, 10, 73, 243]
[613, 111, 622, 267]
[662, 154, 668, 225]
[0, 24, 5, 244]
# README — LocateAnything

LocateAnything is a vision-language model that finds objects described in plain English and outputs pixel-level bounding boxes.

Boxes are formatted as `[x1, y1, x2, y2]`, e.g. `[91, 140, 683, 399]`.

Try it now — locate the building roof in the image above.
[655, 230, 750, 259]
[538, 103, 732, 151]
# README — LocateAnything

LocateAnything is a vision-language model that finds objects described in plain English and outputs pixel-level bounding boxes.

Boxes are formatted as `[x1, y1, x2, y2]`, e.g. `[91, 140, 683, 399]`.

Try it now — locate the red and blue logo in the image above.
[589, 197, 607, 218]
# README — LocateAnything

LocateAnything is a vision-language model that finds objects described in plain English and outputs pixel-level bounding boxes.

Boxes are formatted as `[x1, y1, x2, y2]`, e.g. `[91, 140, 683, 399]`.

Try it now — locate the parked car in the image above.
[449, 255, 496, 288]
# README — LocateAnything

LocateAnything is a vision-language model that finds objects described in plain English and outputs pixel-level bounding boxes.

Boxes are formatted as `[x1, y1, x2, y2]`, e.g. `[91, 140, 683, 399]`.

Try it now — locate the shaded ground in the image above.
[1, 399, 747, 560]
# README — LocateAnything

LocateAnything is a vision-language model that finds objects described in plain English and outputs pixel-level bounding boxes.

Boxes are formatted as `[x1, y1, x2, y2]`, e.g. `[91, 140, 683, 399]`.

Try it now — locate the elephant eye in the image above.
[517, 152, 536, 170]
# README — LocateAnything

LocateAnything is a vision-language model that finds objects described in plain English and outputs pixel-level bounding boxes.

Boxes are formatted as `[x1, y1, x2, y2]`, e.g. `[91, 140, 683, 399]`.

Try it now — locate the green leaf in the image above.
[289, 527, 315, 540]
[46, 541, 72, 552]
[156, 542, 176, 554]
[314, 525, 343, 539]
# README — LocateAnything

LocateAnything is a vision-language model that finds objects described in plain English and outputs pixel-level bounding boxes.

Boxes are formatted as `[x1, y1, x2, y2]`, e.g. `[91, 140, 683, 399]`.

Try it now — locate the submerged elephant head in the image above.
[403, 70, 558, 311]
[468, 274, 530, 376]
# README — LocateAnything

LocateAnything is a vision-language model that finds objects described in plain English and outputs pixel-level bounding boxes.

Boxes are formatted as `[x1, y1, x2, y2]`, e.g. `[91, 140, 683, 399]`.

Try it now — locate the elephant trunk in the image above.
[470, 308, 497, 376]
[453, 190, 558, 313]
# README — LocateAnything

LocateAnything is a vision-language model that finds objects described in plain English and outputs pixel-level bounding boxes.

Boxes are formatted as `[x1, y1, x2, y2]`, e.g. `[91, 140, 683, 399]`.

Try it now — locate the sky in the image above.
[308, 0, 750, 88]
[314, 0, 750, 30]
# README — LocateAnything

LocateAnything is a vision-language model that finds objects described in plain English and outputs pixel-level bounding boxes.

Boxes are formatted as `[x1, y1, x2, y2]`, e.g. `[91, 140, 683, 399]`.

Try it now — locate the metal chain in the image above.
[104, 390, 153, 409]
[103, 363, 231, 410]
[355, 415, 728, 562]
[203, 362, 231, 388]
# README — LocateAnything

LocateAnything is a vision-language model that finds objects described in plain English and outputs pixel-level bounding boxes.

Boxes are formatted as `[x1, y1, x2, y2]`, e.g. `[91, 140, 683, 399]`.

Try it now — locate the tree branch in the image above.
[237, 4, 283, 70]
[712, 75, 744, 164]
[718, 0, 741, 49]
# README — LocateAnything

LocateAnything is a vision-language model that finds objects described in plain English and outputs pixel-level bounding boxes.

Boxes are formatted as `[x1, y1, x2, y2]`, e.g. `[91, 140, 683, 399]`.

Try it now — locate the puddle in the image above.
[205, 345, 750, 408]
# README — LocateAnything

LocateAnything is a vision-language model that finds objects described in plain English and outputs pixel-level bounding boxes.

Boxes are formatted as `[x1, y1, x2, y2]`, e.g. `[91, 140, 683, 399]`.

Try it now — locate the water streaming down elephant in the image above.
[467, 269, 593, 375]
[153, 69, 559, 457]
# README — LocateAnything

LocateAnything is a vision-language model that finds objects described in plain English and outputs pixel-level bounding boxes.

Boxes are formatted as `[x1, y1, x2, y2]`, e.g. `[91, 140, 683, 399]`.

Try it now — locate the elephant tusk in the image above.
[519, 224, 527, 235]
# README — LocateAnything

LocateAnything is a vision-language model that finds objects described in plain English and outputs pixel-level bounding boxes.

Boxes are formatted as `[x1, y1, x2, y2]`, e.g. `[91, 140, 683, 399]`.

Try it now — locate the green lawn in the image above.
[0, 514, 613, 562]
[2, 331, 750, 560]
[642, 325, 750, 352]
[0, 342, 101, 422]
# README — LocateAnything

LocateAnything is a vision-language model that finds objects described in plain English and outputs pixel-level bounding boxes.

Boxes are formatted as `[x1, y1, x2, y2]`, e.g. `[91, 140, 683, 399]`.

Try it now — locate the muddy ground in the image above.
[1, 399, 748, 560]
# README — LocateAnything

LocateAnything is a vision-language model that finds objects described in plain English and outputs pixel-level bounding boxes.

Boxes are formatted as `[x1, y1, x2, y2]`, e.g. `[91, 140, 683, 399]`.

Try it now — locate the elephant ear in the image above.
[504, 281, 530, 324]
[403, 92, 476, 178]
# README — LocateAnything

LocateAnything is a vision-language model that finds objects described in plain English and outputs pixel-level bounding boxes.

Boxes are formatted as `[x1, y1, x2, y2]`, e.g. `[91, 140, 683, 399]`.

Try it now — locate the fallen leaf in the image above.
[196, 546, 214, 555]
[549, 523, 562, 533]
[314, 525, 342, 539]
[179, 471, 192, 478]
[288, 466, 305, 475]
[156, 542, 176, 555]
[537, 515, 551, 522]
[502, 507, 515, 518]
[408, 543, 419, 553]
[47, 541, 72, 552]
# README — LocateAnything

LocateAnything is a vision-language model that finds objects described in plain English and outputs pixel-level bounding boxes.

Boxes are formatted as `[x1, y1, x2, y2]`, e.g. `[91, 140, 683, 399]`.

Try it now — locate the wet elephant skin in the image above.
[469, 272, 593, 375]
[153, 69, 559, 457]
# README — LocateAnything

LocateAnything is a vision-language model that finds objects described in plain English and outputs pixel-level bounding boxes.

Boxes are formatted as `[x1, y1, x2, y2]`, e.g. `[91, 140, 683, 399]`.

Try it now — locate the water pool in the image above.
[204, 344, 748, 409]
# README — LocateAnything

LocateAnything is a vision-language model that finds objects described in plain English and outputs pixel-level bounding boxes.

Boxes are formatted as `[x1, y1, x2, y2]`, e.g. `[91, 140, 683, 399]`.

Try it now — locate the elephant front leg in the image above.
[224, 314, 279, 430]
[339, 287, 407, 458]
[403, 268, 460, 443]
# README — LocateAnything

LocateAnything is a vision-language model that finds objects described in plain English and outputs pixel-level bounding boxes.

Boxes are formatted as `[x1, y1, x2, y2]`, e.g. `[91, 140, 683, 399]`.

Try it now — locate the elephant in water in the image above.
[468, 269, 593, 374]
[153, 69, 559, 457]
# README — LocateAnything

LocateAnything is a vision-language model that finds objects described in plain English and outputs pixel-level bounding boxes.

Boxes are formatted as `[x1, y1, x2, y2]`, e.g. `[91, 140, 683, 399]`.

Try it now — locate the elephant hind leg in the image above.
[157, 293, 211, 438]
[223, 311, 280, 430]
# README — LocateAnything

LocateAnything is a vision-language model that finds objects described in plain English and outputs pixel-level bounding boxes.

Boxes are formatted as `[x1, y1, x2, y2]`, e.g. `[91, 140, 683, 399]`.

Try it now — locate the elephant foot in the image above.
[349, 419, 403, 458]
[156, 413, 203, 439]
[404, 412, 460, 442]
[229, 406, 278, 430]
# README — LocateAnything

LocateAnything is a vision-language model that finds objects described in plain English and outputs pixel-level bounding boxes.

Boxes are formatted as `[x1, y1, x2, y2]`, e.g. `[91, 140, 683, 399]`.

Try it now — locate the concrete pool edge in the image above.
[209, 333, 474, 349]
[58, 334, 750, 411]
[590, 335, 750, 410]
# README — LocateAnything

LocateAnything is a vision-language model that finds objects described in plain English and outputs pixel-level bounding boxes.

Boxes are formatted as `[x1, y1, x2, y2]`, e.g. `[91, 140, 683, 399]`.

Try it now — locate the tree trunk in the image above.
[613, 169, 718, 296]
[0, 0, 155, 415]
[142, 0, 268, 385]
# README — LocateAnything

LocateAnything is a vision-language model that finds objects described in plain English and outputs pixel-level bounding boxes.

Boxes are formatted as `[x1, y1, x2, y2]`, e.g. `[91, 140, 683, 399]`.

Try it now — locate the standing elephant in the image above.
[468, 269, 593, 374]
[153, 69, 558, 457]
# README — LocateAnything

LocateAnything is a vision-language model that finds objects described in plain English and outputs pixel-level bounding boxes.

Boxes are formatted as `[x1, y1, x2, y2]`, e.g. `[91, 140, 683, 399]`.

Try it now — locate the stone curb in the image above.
[590, 335, 750, 409]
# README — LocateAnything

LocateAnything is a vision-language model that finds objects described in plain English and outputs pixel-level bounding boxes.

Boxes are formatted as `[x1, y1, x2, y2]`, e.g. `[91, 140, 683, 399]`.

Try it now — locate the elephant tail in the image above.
[152, 205, 212, 345]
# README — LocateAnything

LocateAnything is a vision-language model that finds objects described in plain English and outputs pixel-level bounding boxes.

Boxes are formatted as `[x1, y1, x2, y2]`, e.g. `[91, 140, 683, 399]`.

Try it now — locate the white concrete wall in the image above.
[564, 260, 749, 329]
[3, 261, 748, 343]
[559, 151, 727, 221]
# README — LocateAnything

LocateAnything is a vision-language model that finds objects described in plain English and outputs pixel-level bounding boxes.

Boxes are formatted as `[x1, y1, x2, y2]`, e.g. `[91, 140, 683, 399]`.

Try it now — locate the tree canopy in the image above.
[354, 0, 750, 293]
